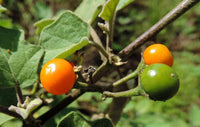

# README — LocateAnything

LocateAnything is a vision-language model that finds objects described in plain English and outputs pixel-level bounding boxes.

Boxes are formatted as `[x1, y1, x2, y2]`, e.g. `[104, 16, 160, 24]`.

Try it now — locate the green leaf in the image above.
[99, 0, 119, 21]
[0, 113, 14, 125]
[0, 27, 44, 89]
[57, 111, 113, 127]
[116, 0, 134, 11]
[57, 111, 90, 127]
[0, 5, 7, 13]
[0, 19, 12, 28]
[189, 104, 200, 126]
[55, 37, 89, 59]
[9, 43, 44, 88]
[75, 0, 105, 24]
[34, 18, 54, 34]
[39, 11, 90, 64]
[91, 118, 113, 127]
[1, 119, 22, 127]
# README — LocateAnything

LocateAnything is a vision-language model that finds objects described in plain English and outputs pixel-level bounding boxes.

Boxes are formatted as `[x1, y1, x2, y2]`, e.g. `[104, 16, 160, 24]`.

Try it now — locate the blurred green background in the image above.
[1, 0, 200, 127]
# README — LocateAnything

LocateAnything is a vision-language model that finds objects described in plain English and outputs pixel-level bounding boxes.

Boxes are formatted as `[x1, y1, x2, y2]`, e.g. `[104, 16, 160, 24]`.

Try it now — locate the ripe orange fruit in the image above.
[40, 58, 76, 95]
[143, 44, 173, 67]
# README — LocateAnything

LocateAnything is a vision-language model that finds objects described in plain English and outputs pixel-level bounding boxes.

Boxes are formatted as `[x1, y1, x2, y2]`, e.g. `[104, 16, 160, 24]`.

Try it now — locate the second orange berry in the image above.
[143, 44, 173, 67]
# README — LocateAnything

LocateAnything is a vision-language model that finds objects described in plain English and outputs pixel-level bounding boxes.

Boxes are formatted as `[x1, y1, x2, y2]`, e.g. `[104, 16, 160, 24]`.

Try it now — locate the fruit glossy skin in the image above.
[143, 44, 173, 67]
[40, 58, 76, 95]
[140, 64, 179, 101]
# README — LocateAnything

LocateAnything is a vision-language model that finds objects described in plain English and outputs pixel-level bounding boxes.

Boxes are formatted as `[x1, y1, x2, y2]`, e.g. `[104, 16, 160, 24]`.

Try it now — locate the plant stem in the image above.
[119, 0, 200, 58]
[108, 12, 116, 49]
[113, 60, 145, 87]
[90, 26, 104, 47]
[113, 71, 138, 87]
[92, 61, 111, 83]
[89, 41, 109, 59]
[37, 89, 85, 124]
[90, 27, 107, 61]
[103, 86, 146, 98]
[0, 105, 22, 119]
[15, 81, 24, 104]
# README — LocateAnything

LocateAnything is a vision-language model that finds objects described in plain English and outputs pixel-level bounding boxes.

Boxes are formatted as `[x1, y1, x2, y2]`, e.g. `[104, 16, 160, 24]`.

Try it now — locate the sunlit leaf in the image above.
[75, 0, 105, 24]
[116, 0, 134, 11]
[99, 0, 119, 21]
[0, 5, 7, 13]
[39, 11, 90, 64]
[34, 18, 54, 34]
[0, 113, 14, 125]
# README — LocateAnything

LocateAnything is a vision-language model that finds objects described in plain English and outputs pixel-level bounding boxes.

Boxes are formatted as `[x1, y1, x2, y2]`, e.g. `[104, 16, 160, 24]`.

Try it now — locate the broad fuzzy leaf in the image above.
[0, 113, 14, 125]
[39, 11, 90, 64]
[0, 27, 44, 89]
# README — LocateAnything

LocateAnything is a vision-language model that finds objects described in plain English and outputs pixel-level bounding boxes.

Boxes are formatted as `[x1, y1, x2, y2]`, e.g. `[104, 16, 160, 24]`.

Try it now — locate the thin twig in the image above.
[89, 41, 109, 59]
[37, 89, 85, 124]
[103, 86, 146, 98]
[119, 0, 200, 58]
[90, 27, 107, 61]
[113, 59, 145, 87]
[90, 26, 104, 47]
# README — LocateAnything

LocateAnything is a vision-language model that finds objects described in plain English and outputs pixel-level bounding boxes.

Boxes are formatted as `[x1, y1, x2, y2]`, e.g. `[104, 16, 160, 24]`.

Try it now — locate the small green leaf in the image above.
[39, 11, 90, 64]
[0, 113, 14, 125]
[116, 0, 134, 11]
[0, 19, 12, 28]
[75, 0, 105, 23]
[34, 18, 54, 34]
[57, 111, 90, 127]
[0, 5, 7, 13]
[1, 119, 22, 127]
[57, 111, 113, 127]
[99, 0, 119, 21]
[91, 118, 113, 127]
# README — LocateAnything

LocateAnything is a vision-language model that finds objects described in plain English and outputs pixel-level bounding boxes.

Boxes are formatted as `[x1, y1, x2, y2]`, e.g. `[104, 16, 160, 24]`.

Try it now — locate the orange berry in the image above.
[40, 58, 76, 95]
[143, 44, 173, 67]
